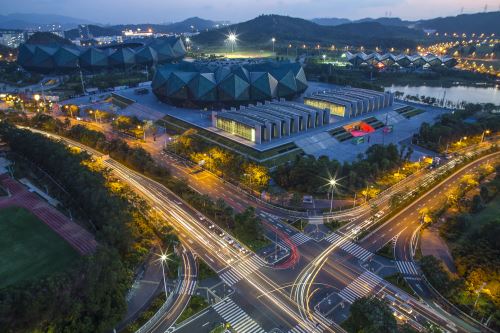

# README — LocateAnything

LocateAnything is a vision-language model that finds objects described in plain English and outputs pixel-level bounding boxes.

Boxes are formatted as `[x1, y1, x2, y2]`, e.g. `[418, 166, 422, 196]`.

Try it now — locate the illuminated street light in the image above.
[328, 178, 338, 213]
[271, 37, 276, 53]
[34, 94, 40, 101]
[156, 249, 171, 300]
[227, 32, 237, 53]
[481, 130, 491, 143]
[322, 54, 326, 63]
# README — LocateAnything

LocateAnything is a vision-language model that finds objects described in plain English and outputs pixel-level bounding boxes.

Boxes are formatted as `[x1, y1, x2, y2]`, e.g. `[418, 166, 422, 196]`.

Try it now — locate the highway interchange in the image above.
[29, 127, 498, 333]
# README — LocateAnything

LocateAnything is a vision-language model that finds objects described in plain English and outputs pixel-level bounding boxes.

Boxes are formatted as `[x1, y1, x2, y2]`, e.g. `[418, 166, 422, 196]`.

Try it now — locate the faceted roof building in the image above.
[344, 52, 457, 69]
[17, 36, 186, 74]
[152, 61, 308, 108]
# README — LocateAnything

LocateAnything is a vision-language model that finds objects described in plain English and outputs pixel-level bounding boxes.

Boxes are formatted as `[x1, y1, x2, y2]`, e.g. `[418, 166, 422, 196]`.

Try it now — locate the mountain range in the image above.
[312, 11, 500, 34]
[0, 13, 93, 30]
[192, 15, 423, 49]
[63, 17, 225, 39]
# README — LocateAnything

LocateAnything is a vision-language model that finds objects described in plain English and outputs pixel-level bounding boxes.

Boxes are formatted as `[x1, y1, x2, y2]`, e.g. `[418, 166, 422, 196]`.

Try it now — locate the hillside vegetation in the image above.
[192, 14, 423, 49]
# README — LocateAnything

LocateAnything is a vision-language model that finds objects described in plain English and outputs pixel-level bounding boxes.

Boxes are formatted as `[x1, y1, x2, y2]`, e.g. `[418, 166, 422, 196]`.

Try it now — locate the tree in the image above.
[342, 297, 398, 333]
[389, 193, 403, 210]
[479, 186, 489, 202]
[470, 195, 483, 213]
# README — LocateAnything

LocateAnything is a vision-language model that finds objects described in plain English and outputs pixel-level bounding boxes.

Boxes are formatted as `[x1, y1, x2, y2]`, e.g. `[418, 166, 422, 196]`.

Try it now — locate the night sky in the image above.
[3, 0, 498, 24]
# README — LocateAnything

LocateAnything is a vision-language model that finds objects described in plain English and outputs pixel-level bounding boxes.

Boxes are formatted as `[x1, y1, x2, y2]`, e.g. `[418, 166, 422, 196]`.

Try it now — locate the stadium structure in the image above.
[17, 37, 186, 73]
[344, 52, 457, 69]
[151, 60, 308, 108]
[304, 87, 394, 118]
[212, 101, 329, 144]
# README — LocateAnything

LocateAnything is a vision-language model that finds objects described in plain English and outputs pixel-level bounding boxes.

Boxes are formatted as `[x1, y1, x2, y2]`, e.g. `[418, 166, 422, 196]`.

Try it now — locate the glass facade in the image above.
[216, 118, 255, 142]
[304, 99, 345, 117]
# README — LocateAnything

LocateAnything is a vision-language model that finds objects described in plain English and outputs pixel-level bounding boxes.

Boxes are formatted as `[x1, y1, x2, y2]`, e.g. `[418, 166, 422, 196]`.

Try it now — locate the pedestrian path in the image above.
[219, 255, 265, 286]
[338, 271, 384, 304]
[341, 242, 373, 261]
[287, 323, 322, 333]
[324, 233, 373, 261]
[212, 298, 266, 333]
[289, 232, 312, 246]
[277, 232, 312, 249]
[324, 232, 343, 244]
[395, 261, 419, 276]
[178, 280, 197, 295]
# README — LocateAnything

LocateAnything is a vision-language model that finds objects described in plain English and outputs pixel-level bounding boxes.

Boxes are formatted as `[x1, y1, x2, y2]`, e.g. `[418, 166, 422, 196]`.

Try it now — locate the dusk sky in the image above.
[4, 0, 499, 24]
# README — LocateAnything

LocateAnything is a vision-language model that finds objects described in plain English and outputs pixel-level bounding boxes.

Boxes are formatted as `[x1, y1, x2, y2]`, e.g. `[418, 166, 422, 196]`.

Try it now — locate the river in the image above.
[386, 84, 500, 105]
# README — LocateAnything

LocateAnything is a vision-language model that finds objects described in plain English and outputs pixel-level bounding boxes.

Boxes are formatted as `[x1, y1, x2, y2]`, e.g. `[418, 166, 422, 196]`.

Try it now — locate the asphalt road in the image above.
[27, 126, 499, 333]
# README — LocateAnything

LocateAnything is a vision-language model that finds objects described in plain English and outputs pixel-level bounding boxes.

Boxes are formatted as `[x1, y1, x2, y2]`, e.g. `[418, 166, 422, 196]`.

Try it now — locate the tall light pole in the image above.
[157, 250, 171, 301]
[227, 33, 237, 53]
[271, 37, 276, 54]
[481, 129, 490, 143]
[328, 178, 337, 213]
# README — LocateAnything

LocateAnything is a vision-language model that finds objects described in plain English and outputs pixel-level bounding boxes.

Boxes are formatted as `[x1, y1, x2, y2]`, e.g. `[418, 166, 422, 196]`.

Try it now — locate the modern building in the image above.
[212, 101, 329, 143]
[304, 87, 394, 118]
[344, 52, 458, 69]
[0, 29, 25, 48]
[17, 36, 186, 73]
[152, 60, 308, 108]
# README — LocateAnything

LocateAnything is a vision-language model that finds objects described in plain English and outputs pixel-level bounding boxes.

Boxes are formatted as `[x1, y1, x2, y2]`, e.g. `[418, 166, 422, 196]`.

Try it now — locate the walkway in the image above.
[421, 224, 457, 274]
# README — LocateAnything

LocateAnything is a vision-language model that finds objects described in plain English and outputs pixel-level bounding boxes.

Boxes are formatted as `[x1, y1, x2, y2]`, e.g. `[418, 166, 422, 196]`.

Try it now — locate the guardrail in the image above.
[135, 263, 184, 333]
[419, 270, 496, 333]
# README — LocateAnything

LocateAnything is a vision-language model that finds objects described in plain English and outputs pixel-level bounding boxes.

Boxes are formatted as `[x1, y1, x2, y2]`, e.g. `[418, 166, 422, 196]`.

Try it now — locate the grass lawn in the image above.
[376, 242, 394, 260]
[176, 295, 209, 324]
[0, 206, 79, 288]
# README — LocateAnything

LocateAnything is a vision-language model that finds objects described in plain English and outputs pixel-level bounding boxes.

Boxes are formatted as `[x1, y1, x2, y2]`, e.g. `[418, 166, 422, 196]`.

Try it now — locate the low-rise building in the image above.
[212, 101, 329, 143]
[304, 87, 394, 118]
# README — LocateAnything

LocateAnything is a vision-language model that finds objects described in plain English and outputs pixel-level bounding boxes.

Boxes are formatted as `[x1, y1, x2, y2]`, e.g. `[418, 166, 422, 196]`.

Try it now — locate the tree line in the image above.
[273, 143, 402, 195]
[0, 123, 174, 332]
[415, 104, 499, 152]
[421, 164, 500, 330]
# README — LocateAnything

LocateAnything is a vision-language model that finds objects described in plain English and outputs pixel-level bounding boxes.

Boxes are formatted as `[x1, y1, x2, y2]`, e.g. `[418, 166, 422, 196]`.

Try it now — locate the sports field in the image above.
[203, 49, 275, 59]
[0, 206, 79, 288]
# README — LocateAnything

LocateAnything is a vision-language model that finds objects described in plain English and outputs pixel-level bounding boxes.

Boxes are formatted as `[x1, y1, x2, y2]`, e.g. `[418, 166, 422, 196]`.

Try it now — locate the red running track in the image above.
[0, 174, 97, 255]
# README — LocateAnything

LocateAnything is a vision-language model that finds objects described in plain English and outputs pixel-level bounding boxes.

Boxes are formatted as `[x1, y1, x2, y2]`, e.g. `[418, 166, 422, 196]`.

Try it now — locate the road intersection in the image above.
[29, 127, 498, 333]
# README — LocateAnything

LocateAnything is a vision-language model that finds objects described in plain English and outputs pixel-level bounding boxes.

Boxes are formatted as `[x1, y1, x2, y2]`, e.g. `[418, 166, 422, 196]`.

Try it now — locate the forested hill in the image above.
[192, 14, 423, 48]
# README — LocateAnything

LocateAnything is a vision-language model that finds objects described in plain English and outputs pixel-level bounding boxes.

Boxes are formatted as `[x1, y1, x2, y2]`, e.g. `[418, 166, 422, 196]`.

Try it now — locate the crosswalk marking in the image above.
[277, 233, 312, 249]
[288, 323, 322, 333]
[219, 255, 265, 286]
[340, 242, 373, 262]
[324, 232, 343, 244]
[212, 299, 265, 333]
[289, 232, 312, 246]
[178, 280, 197, 295]
[338, 271, 384, 304]
[395, 261, 419, 275]
[405, 276, 422, 281]
[324, 233, 373, 261]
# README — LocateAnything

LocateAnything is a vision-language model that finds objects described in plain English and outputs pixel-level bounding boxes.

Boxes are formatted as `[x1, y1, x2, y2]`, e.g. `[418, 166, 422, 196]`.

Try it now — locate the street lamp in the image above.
[271, 37, 276, 53]
[328, 178, 337, 213]
[227, 32, 237, 53]
[481, 129, 491, 143]
[185, 37, 191, 51]
[322, 54, 326, 62]
[156, 249, 171, 301]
